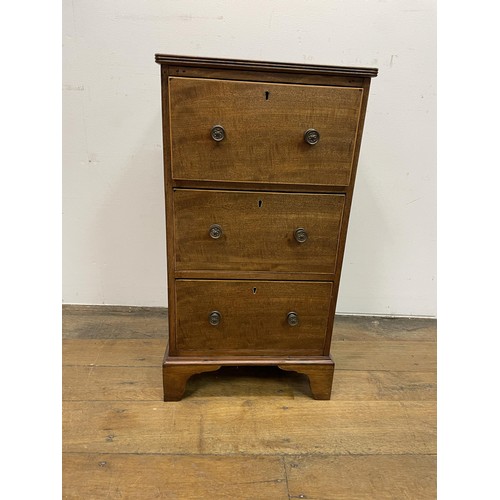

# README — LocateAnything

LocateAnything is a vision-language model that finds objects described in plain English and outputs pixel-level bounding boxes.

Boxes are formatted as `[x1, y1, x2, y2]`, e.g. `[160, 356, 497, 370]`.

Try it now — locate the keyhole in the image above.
[252, 287, 257, 294]
[258, 200, 263, 208]
[264, 91, 270, 100]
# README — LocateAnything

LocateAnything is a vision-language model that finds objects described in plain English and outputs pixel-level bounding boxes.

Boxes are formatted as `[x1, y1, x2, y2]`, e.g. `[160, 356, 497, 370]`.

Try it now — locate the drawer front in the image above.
[174, 189, 345, 275]
[175, 280, 332, 355]
[169, 77, 363, 186]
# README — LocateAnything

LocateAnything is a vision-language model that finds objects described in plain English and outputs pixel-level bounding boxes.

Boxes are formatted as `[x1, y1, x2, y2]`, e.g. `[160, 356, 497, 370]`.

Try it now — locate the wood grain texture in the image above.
[62, 339, 164, 367]
[160, 66, 178, 373]
[285, 454, 436, 499]
[62, 305, 436, 342]
[169, 77, 363, 186]
[332, 315, 437, 341]
[155, 53, 378, 78]
[335, 341, 436, 372]
[63, 339, 436, 372]
[322, 77, 373, 357]
[162, 358, 334, 401]
[172, 177, 352, 193]
[63, 365, 163, 401]
[175, 269, 335, 281]
[159, 56, 377, 400]
[63, 365, 435, 401]
[63, 453, 434, 500]
[63, 454, 288, 499]
[62, 305, 167, 339]
[174, 189, 344, 275]
[279, 361, 334, 400]
[169, 64, 365, 87]
[190, 367, 436, 401]
[163, 362, 221, 401]
[62, 305, 435, 499]
[174, 280, 333, 355]
[63, 400, 435, 455]
[330, 369, 436, 401]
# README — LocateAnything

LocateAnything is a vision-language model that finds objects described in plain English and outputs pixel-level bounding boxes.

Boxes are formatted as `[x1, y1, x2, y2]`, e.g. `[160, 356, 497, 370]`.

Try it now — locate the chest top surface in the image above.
[155, 53, 378, 78]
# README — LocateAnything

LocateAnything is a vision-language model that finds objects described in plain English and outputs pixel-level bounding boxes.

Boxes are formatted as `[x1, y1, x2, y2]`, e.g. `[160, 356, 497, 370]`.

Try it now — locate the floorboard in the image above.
[62, 339, 436, 372]
[63, 400, 435, 455]
[62, 304, 437, 499]
[63, 365, 436, 401]
[63, 453, 288, 499]
[284, 454, 437, 499]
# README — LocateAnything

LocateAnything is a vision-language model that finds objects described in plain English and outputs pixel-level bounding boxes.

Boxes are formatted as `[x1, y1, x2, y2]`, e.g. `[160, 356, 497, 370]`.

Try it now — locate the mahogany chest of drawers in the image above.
[155, 54, 377, 400]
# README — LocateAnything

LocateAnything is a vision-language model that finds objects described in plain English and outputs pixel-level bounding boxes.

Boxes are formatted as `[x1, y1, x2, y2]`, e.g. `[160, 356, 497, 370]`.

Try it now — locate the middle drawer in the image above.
[173, 189, 345, 275]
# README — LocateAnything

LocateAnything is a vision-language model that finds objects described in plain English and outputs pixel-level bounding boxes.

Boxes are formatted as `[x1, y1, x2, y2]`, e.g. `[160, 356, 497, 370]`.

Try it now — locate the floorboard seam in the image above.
[62, 451, 438, 457]
[62, 365, 435, 372]
[282, 456, 292, 500]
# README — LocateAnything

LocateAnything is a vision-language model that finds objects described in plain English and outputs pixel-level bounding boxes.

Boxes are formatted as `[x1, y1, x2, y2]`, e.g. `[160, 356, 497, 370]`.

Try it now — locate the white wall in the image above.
[63, 0, 436, 316]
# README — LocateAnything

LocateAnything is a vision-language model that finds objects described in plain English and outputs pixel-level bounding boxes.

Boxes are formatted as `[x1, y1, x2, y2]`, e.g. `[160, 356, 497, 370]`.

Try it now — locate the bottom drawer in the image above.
[174, 280, 333, 356]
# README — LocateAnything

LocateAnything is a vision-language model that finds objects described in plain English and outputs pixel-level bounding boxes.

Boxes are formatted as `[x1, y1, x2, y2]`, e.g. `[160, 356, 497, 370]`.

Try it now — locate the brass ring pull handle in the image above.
[209, 311, 221, 326]
[304, 128, 320, 145]
[287, 312, 299, 327]
[211, 125, 225, 142]
[294, 228, 308, 243]
[209, 224, 223, 239]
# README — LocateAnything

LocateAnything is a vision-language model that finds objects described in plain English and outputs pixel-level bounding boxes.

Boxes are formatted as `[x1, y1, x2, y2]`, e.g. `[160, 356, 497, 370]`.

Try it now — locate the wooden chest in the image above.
[155, 54, 377, 400]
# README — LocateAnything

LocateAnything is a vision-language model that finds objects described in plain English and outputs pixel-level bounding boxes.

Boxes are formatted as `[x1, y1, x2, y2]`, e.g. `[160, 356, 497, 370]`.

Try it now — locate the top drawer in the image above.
[169, 77, 363, 186]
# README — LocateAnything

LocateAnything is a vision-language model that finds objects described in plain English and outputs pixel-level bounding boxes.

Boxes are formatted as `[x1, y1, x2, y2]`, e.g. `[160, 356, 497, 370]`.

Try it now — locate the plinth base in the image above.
[162, 352, 335, 401]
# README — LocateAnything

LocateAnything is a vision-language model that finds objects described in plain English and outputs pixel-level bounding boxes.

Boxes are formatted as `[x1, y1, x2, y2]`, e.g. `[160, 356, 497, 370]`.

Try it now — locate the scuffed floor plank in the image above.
[62, 339, 164, 367]
[63, 453, 287, 499]
[62, 339, 435, 372]
[330, 369, 436, 401]
[333, 341, 436, 372]
[285, 454, 436, 499]
[63, 400, 436, 455]
[187, 366, 436, 400]
[332, 315, 436, 342]
[63, 365, 163, 401]
[62, 305, 168, 339]
[62, 306, 437, 499]
[63, 365, 435, 401]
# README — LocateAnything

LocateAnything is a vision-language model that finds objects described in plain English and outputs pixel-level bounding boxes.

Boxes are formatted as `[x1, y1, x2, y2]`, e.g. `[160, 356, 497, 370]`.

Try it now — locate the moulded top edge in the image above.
[154, 54, 378, 78]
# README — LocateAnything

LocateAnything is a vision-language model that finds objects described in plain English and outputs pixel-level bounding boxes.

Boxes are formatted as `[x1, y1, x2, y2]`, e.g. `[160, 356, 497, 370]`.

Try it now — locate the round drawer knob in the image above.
[211, 125, 225, 142]
[287, 312, 299, 327]
[209, 224, 223, 239]
[304, 128, 320, 145]
[209, 311, 221, 326]
[294, 228, 308, 243]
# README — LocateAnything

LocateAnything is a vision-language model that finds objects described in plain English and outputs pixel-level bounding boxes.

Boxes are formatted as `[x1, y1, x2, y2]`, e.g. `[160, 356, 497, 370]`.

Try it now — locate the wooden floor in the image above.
[62, 305, 436, 499]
